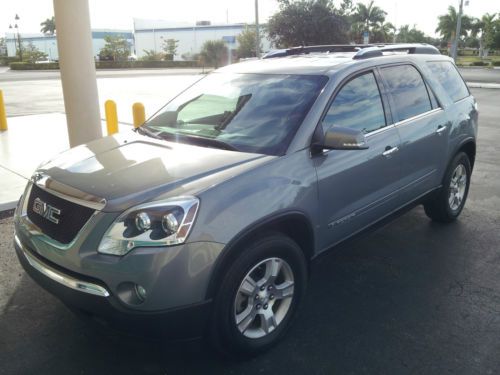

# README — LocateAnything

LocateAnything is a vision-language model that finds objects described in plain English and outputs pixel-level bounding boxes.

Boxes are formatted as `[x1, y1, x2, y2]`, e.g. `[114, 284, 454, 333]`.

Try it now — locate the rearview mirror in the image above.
[316, 127, 369, 151]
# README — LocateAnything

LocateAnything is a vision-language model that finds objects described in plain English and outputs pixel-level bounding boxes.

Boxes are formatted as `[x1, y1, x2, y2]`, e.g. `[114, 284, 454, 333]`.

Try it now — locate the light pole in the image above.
[255, 0, 260, 58]
[8, 14, 23, 61]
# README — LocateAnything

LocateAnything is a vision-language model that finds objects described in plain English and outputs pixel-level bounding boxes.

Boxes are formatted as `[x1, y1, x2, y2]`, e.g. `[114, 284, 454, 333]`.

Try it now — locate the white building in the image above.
[4, 29, 134, 60]
[133, 18, 271, 60]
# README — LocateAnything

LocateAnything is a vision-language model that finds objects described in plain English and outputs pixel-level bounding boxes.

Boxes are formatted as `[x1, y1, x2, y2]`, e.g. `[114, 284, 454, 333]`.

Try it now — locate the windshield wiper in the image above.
[134, 126, 163, 139]
[157, 132, 239, 152]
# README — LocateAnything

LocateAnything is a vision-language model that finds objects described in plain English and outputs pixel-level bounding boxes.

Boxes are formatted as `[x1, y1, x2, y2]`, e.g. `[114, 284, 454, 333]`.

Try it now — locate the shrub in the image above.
[0, 56, 21, 66]
[9, 62, 59, 70]
[492, 61, 500, 67]
[471, 61, 489, 66]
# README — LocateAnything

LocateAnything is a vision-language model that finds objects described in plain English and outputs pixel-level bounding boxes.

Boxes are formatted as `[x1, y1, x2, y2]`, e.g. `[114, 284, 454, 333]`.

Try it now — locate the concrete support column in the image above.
[53, 0, 102, 147]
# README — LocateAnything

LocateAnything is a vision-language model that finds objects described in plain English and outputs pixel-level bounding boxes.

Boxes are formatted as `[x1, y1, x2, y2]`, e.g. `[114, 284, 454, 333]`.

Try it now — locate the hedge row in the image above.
[9, 60, 200, 70]
[0, 56, 21, 66]
[10, 62, 59, 70]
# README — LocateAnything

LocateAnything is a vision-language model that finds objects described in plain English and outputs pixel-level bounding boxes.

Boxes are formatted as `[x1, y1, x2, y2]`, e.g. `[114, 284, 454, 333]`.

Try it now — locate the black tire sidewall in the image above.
[210, 233, 307, 356]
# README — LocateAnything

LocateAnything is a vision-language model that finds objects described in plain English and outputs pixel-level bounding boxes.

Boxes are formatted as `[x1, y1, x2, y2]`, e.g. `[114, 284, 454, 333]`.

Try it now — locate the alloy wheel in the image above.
[234, 257, 295, 339]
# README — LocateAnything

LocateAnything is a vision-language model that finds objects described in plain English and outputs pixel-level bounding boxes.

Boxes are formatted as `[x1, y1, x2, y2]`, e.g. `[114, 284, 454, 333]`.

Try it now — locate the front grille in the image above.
[27, 184, 95, 244]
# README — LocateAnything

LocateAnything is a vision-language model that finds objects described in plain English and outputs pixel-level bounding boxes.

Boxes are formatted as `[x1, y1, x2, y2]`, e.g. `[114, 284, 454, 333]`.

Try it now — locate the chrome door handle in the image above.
[382, 146, 399, 157]
[436, 125, 447, 134]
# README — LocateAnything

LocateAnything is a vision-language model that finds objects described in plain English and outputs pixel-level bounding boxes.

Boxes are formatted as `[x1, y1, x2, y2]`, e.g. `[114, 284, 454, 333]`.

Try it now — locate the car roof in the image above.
[216, 44, 453, 77]
[217, 54, 356, 75]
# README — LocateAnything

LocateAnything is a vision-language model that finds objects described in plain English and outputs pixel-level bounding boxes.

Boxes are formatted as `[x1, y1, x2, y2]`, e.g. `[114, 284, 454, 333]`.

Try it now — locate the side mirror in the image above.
[315, 126, 369, 151]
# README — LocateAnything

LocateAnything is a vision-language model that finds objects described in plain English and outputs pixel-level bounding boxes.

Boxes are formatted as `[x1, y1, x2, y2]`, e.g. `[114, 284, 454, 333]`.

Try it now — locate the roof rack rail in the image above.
[262, 43, 440, 60]
[353, 44, 440, 59]
[262, 44, 375, 59]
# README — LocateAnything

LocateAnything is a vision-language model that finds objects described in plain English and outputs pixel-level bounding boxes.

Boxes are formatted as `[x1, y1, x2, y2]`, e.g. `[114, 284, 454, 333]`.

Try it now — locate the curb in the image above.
[0, 206, 15, 219]
[466, 82, 500, 89]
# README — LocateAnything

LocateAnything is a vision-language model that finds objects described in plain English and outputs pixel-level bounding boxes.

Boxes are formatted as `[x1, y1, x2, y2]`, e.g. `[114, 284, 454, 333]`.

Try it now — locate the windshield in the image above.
[144, 72, 328, 155]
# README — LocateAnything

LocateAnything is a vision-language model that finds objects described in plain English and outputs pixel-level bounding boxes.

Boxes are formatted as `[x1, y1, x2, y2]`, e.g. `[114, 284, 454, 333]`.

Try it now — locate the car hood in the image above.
[38, 133, 272, 212]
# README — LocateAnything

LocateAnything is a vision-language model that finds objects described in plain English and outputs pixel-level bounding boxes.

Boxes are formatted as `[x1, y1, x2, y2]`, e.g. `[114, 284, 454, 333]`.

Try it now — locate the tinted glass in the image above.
[427, 61, 469, 102]
[427, 83, 440, 108]
[381, 65, 432, 122]
[322, 72, 386, 134]
[145, 73, 328, 155]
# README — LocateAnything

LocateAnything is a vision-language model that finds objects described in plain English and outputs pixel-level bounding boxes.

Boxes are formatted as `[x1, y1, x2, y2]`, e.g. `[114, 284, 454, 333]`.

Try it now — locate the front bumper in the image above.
[15, 235, 212, 339]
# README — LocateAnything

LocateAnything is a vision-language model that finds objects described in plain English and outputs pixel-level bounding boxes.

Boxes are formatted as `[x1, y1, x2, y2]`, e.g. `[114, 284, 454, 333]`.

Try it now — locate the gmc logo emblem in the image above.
[33, 197, 61, 224]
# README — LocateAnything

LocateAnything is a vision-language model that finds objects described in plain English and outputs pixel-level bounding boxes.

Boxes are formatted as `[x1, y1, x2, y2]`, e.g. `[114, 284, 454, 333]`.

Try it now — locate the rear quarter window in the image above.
[380, 65, 432, 122]
[427, 61, 469, 102]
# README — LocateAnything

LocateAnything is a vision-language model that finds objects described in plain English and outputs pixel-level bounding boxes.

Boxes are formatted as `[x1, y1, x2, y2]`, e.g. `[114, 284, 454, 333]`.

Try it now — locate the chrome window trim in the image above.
[15, 234, 110, 297]
[365, 123, 397, 138]
[32, 173, 106, 211]
[393, 108, 443, 128]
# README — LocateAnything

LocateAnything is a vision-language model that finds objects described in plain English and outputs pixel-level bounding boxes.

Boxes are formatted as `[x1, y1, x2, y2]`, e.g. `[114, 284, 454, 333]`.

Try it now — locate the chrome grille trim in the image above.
[32, 173, 106, 211]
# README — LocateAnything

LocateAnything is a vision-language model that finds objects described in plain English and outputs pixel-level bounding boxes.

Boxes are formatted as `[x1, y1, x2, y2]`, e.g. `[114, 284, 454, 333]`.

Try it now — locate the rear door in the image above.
[314, 70, 403, 250]
[378, 64, 449, 201]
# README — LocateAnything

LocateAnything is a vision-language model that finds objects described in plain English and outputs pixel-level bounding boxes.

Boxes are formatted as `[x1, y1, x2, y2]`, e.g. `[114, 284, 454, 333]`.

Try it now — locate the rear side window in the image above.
[427, 61, 469, 102]
[322, 72, 386, 134]
[381, 65, 432, 122]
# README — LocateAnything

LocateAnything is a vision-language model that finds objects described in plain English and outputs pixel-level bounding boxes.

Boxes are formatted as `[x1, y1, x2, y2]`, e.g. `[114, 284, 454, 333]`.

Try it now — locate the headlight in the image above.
[98, 196, 199, 256]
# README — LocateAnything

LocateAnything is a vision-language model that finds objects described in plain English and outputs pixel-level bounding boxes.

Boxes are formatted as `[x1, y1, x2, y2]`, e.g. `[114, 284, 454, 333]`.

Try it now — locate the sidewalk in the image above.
[0, 113, 132, 211]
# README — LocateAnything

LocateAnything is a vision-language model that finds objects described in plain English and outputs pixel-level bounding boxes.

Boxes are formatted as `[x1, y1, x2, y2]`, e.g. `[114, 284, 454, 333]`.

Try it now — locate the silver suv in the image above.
[14, 44, 478, 356]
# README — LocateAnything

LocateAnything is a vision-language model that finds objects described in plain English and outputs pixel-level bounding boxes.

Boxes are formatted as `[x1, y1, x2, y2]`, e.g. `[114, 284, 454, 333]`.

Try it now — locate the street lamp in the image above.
[8, 14, 22, 61]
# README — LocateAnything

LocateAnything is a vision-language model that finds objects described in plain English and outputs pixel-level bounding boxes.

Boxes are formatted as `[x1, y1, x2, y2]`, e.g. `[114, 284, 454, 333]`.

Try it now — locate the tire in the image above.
[424, 152, 471, 223]
[209, 233, 308, 357]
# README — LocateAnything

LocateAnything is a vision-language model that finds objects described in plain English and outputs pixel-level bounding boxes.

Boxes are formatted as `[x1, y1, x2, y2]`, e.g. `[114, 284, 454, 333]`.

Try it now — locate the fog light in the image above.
[135, 284, 147, 301]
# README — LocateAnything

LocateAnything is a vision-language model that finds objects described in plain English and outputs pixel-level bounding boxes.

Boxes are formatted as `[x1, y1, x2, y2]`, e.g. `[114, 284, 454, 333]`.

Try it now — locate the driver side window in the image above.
[322, 72, 386, 134]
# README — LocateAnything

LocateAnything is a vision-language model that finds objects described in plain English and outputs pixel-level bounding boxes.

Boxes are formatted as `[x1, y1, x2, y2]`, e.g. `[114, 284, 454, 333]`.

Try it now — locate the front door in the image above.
[314, 70, 403, 250]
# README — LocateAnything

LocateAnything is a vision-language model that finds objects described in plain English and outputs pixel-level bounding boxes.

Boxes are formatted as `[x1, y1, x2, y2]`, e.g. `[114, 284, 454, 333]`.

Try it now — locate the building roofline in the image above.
[135, 23, 256, 33]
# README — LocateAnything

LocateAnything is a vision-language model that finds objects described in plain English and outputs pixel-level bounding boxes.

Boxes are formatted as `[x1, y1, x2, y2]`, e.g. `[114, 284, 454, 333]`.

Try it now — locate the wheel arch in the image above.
[455, 138, 476, 170]
[205, 211, 315, 300]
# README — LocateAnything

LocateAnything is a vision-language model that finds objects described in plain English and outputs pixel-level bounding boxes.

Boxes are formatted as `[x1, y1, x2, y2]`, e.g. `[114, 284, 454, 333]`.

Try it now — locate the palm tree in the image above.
[372, 22, 396, 43]
[40, 17, 56, 35]
[352, 0, 387, 42]
[471, 13, 497, 58]
[436, 6, 472, 49]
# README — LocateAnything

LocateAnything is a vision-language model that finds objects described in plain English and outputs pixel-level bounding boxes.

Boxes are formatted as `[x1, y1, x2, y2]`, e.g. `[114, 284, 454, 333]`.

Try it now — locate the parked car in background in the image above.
[14, 44, 477, 356]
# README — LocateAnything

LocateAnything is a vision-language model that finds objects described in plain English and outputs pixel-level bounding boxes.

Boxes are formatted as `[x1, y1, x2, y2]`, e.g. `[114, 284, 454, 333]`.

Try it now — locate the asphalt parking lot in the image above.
[0, 87, 499, 375]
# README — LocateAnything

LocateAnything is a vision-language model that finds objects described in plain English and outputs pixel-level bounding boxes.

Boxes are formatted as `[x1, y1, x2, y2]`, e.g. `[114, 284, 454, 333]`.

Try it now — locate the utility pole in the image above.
[451, 0, 464, 61]
[255, 0, 260, 58]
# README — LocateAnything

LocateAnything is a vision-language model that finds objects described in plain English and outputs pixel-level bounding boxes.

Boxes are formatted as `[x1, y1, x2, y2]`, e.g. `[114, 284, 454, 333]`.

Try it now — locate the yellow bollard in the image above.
[0, 90, 8, 131]
[105, 100, 118, 135]
[132, 102, 146, 128]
